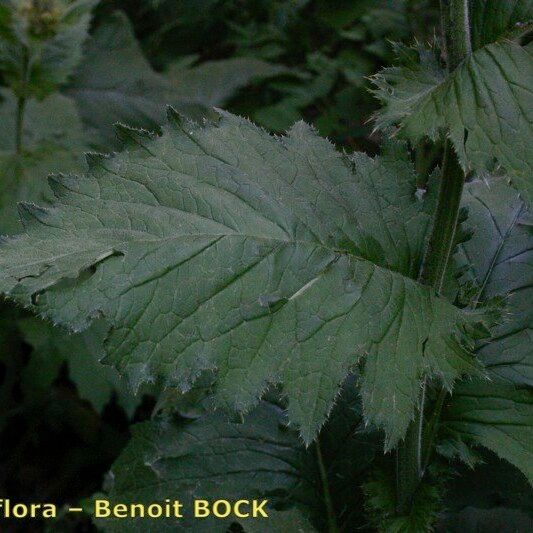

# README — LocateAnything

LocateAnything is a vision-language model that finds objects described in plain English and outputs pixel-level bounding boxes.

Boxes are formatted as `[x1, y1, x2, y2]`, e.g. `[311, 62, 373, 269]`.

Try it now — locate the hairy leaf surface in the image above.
[372, 42, 533, 203]
[0, 111, 479, 447]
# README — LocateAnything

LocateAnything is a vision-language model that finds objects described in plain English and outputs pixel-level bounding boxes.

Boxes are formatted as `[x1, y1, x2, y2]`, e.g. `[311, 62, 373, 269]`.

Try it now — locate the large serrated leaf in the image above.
[0, 110, 479, 448]
[372, 41, 533, 203]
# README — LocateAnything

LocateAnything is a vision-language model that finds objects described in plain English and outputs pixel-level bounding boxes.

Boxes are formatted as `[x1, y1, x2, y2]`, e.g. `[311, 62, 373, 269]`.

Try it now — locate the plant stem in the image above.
[396, 380, 426, 513]
[15, 48, 30, 154]
[421, 387, 448, 473]
[15, 95, 26, 155]
[395, 0, 471, 515]
[421, 142, 466, 291]
[440, 0, 472, 70]
[315, 439, 339, 533]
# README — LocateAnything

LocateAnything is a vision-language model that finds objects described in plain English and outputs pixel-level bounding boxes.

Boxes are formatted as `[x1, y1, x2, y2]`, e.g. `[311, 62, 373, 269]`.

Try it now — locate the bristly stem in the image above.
[440, 0, 472, 70]
[395, 0, 471, 516]
[315, 438, 339, 533]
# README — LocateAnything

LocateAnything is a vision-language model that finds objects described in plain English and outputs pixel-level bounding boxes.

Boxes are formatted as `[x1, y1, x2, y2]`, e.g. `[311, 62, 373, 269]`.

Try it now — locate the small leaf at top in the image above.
[371, 41, 533, 203]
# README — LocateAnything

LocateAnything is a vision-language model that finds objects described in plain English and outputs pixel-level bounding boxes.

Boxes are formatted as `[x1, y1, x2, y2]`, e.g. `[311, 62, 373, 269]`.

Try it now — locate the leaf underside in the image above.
[444, 179, 533, 484]
[0, 110, 479, 447]
[459, 179, 533, 387]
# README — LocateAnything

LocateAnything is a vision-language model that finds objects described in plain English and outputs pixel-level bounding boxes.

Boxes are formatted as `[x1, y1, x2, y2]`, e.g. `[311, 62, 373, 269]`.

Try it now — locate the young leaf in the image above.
[0, 111, 480, 448]
[0, 0, 97, 98]
[0, 89, 89, 233]
[371, 41, 533, 203]
[18, 317, 140, 416]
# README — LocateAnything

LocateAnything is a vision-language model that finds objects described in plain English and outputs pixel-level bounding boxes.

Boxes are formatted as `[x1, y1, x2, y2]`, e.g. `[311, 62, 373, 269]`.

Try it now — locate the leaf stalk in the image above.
[316, 439, 339, 533]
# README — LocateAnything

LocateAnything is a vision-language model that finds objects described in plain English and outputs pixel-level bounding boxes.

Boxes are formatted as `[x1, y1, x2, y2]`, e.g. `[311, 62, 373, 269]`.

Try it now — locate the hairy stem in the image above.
[421, 142, 466, 290]
[395, 0, 471, 515]
[440, 0, 472, 70]
[316, 439, 339, 533]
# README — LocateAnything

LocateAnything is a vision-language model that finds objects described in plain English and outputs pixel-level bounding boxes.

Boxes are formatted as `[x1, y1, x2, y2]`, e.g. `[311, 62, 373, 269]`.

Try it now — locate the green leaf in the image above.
[0, 0, 97, 98]
[471, 0, 533, 49]
[98, 380, 376, 532]
[98, 402, 319, 532]
[371, 41, 533, 203]
[68, 12, 285, 148]
[457, 178, 532, 386]
[18, 317, 140, 416]
[442, 178, 533, 485]
[67, 11, 187, 147]
[0, 89, 89, 233]
[166, 56, 292, 107]
[444, 381, 533, 484]
[0, 111, 480, 448]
